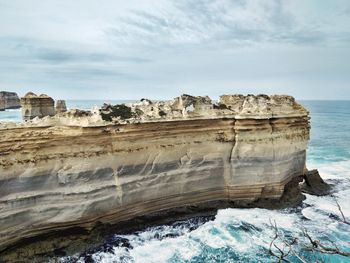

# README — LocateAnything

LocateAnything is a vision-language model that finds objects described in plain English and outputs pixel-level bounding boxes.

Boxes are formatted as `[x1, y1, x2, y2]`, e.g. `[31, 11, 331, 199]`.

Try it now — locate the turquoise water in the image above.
[1, 101, 350, 262]
[305, 101, 350, 165]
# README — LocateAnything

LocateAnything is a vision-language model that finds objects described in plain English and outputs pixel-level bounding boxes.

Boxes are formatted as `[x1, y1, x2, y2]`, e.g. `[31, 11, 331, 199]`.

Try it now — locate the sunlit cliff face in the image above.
[0, 94, 309, 261]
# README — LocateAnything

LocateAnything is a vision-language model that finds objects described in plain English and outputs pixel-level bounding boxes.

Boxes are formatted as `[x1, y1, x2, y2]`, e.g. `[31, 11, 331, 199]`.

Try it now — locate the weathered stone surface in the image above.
[0, 91, 21, 110]
[0, 98, 4, 111]
[20, 92, 55, 121]
[55, 100, 67, 113]
[301, 169, 332, 196]
[219, 94, 308, 118]
[0, 94, 310, 261]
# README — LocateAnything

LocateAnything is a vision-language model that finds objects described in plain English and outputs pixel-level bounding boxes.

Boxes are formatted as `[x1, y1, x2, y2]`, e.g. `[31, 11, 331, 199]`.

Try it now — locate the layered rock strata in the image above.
[0, 94, 310, 260]
[0, 91, 20, 110]
[20, 92, 55, 121]
[0, 98, 4, 111]
[55, 100, 67, 113]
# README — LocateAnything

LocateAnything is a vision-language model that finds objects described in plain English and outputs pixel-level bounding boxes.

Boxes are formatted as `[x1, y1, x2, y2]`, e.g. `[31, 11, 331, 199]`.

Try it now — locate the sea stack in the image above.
[20, 92, 55, 121]
[55, 100, 67, 113]
[0, 91, 20, 110]
[0, 98, 4, 111]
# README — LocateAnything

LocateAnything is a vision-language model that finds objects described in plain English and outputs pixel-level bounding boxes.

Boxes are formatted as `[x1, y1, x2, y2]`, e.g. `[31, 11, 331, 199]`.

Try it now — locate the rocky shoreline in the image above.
[0, 94, 310, 262]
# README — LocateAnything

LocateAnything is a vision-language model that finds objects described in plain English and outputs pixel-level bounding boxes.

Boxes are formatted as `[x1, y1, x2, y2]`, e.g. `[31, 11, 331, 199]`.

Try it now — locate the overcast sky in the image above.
[0, 0, 349, 100]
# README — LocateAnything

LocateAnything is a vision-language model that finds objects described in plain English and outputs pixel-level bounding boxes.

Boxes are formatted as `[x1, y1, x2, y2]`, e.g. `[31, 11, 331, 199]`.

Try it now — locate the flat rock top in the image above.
[0, 94, 308, 129]
[0, 91, 20, 98]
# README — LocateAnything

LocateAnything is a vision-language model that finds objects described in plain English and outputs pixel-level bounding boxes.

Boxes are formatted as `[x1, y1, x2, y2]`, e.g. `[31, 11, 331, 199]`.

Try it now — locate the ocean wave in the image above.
[6, 108, 21, 112]
[63, 170, 350, 263]
[64, 208, 349, 262]
[60, 159, 350, 263]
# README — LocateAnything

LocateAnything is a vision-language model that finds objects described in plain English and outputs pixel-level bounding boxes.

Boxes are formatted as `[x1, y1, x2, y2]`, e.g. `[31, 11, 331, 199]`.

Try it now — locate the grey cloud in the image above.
[36, 49, 151, 64]
[105, 0, 347, 47]
[43, 67, 137, 80]
[0, 37, 152, 64]
[0, 0, 349, 100]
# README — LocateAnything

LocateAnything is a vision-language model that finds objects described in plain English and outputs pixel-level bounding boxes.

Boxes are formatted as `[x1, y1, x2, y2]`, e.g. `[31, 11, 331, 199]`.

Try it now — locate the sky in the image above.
[0, 0, 349, 100]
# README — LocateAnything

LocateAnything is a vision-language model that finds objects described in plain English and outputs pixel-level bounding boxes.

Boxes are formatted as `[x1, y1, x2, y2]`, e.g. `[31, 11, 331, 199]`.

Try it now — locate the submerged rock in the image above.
[301, 169, 332, 196]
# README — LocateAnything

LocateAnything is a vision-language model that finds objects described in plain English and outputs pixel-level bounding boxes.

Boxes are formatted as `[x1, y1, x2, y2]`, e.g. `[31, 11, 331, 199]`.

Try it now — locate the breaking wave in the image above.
[61, 160, 350, 263]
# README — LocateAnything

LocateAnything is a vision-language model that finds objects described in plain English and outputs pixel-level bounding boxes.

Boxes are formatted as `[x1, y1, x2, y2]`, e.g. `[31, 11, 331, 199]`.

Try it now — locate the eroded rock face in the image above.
[301, 169, 332, 196]
[0, 91, 20, 110]
[219, 94, 308, 118]
[97, 94, 307, 124]
[55, 100, 67, 113]
[20, 92, 55, 121]
[0, 94, 310, 261]
[0, 98, 4, 111]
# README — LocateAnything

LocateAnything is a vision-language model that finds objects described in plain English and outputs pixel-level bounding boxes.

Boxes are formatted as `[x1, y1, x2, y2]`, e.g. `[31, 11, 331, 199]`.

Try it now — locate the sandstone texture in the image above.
[20, 92, 55, 121]
[55, 100, 67, 113]
[0, 94, 310, 260]
[0, 91, 20, 110]
[0, 98, 4, 111]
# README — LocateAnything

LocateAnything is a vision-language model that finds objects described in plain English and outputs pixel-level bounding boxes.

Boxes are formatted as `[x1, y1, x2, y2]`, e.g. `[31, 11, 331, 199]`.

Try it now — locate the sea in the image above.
[1, 101, 349, 263]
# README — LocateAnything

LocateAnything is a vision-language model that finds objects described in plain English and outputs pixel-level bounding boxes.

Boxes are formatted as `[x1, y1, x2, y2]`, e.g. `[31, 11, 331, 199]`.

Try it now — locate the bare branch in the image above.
[301, 228, 350, 258]
[335, 199, 350, 225]
[268, 220, 305, 263]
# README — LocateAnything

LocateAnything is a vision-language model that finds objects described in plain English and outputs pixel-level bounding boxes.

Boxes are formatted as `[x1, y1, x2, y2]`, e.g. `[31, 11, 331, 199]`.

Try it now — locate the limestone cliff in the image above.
[0, 94, 310, 260]
[0, 91, 20, 110]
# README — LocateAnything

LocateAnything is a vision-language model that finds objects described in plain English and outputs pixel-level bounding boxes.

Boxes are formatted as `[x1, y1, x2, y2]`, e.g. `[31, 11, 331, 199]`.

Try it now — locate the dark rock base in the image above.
[301, 169, 333, 196]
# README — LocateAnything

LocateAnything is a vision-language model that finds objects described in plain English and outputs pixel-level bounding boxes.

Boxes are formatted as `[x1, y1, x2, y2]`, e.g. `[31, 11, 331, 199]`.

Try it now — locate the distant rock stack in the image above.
[20, 92, 55, 121]
[55, 100, 67, 113]
[0, 91, 21, 110]
[0, 98, 4, 111]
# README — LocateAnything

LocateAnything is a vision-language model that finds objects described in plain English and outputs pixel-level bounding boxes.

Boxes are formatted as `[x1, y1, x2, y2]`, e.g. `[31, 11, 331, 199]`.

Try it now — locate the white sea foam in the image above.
[61, 159, 350, 263]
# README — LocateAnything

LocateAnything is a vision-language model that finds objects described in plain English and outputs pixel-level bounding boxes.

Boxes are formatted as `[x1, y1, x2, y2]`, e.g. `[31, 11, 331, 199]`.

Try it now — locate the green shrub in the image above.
[159, 110, 167, 117]
[100, 104, 133, 121]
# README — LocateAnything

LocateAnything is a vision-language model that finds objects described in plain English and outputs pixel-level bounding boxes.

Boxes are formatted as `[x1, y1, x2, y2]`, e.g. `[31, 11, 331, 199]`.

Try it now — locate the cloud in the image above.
[105, 0, 348, 47]
[0, 0, 349, 99]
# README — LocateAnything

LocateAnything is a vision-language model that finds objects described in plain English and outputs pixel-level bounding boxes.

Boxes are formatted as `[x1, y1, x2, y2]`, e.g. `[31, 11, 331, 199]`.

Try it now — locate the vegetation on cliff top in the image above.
[100, 104, 133, 121]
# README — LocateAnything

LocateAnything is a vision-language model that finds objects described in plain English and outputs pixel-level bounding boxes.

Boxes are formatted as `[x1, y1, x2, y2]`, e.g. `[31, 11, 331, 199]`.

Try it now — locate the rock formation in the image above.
[20, 92, 55, 121]
[0, 91, 20, 110]
[301, 169, 332, 196]
[55, 100, 67, 113]
[0, 94, 310, 261]
[0, 98, 4, 111]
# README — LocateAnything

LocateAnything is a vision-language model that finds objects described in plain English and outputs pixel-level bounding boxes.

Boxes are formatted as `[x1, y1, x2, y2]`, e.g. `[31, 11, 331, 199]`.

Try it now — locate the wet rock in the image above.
[301, 169, 332, 196]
